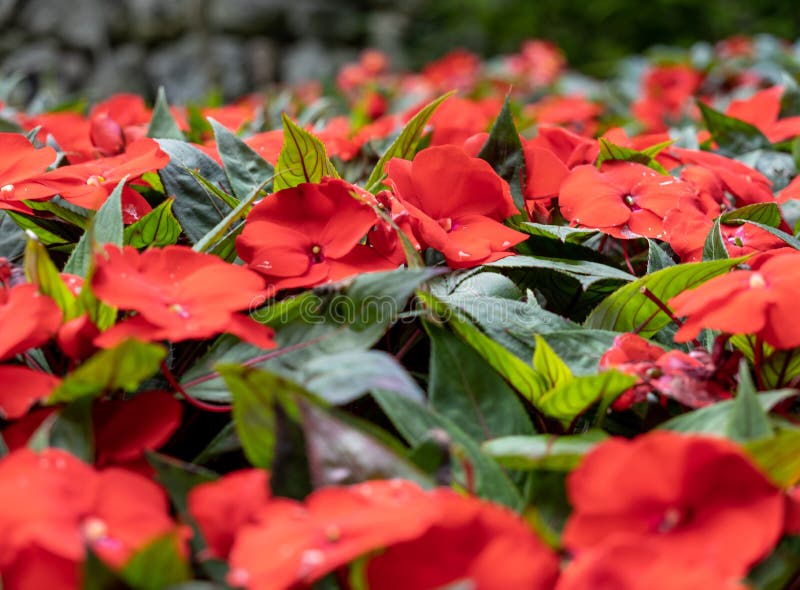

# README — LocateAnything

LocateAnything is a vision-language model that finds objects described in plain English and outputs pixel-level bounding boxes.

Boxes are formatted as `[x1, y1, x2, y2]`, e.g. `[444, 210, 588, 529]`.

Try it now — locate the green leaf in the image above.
[532, 334, 573, 389]
[701, 217, 728, 261]
[596, 137, 671, 174]
[364, 92, 454, 192]
[477, 93, 525, 212]
[726, 360, 774, 443]
[537, 370, 637, 426]
[518, 223, 599, 244]
[210, 117, 274, 200]
[24, 237, 78, 319]
[192, 175, 270, 254]
[146, 87, 186, 141]
[123, 199, 182, 248]
[539, 330, 620, 376]
[273, 113, 339, 191]
[697, 101, 772, 155]
[720, 202, 782, 227]
[745, 428, 800, 488]
[26, 198, 89, 229]
[63, 178, 126, 277]
[488, 255, 635, 289]
[660, 390, 796, 435]
[48, 340, 167, 404]
[421, 292, 548, 405]
[156, 139, 234, 243]
[7, 210, 74, 246]
[426, 322, 535, 442]
[483, 430, 608, 470]
[731, 337, 800, 388]
[747, 536, 800, 590]
[120, 532, 191, 590]
[372, 389, 524, 510]
[28, 398, 94, 462]
[299, 350, 425, 405]
[584, 257, 745, 336]
[217, 365, 310, 469]
[182, 269, 438, 401]
[300, 402, 431, 488]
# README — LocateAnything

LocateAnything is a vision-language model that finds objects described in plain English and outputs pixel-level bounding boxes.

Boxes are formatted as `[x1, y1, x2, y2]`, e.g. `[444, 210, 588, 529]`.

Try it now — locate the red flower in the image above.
[558, 161, 694, 239]
[91, 245, 275, 349]
[0, 132, 58, 212]
[385, 145, 526, 267]
[188, 469, 271, 560]
[669, 250, 800, 349]
[428, 96, 502, 148]
[563, 431, 784, 576]
[237, 178, 394, 292]
[0, 283, 62, 361]
[631, 64, 703, 132]
[600, 333, 733, 410]
[525, 95, 601, 136]
[0, 448, 182, 589]
[556, 539, 749, 590]
[0, 366, 61, 420]
[228, 479, 440, 590]
[366, 489, 560, 590]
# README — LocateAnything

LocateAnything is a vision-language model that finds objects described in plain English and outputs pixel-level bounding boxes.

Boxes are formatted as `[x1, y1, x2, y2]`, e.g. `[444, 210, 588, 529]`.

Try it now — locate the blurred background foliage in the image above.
[403, 0, 800, 75]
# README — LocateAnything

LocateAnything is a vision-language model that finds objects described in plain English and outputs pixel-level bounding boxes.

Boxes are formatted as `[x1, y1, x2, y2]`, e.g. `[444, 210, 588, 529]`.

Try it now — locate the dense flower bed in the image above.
[1, 35, 800, 589]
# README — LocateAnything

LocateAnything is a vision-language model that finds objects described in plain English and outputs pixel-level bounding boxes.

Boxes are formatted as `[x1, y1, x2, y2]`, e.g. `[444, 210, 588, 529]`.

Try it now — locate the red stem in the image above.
[621, 240, 637, 275]
[161, 361, 232, 413]
[753, 337, 766, 390]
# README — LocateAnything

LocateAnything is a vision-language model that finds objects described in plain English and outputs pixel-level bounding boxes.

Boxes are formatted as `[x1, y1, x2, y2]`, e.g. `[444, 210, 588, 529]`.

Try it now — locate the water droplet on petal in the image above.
[457, 250, 471, 259]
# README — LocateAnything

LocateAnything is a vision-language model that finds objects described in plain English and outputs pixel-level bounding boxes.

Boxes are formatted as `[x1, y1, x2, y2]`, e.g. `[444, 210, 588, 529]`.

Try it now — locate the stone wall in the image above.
[0, 0, 417, 105]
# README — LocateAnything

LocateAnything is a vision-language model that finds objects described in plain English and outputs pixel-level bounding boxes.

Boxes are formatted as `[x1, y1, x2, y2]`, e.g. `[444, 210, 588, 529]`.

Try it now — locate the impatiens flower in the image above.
[725, 86, 800, 143]
[599, 333, 733, 410]
[504, 39, 565, 89]
[631, 64, 703, 132]
[524, 94, 602, 136]
[188, 469, 271, 560]
[563, 431, 785, 576]
[556, 539, 749, 590]
[33, 138, 169, 220]
[0, 448, 183, 589]
[428, 96, 502, 147]
[0, 283, 62, 361]
[669, 250, 800, 349]
[0, 132, 58, 212]
[237, 178, 395, 292]
[385, 145, 526, 267]
[228, 479, 440, 590]
[558, 160, 694, 239]
[91, 245, 275, 349]
[366, 489, 560, 590]
[0, 366, 61, 420]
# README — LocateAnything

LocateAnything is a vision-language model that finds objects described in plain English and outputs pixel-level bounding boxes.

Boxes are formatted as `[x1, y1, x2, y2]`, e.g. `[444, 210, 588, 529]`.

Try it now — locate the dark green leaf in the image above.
[427, 322, 535, 441]
[721, 202, 782, 227]
[300, 402, 431, 488]
[299, 350, 425, 405]
[210, 117, 274, 200]
[747, 536, 800, 590]
[701, 218, 728, 261]
[489, 255, 634, 290]
[6, 210, 74, 245]
[697, 101, 772, 155]
[48, 340, 167, 404]
[364, 92, 453, 192]
[146, 87, 186, 141]
[156, 139, 234, 243]
[123, 199, 182, 248]
[63, 178, 125, 276]
[28, 398, 94, 462]
[477, 93, 525, 212]
[273, 113, 339, 191]
[147, 452, 218, 515]
[372, 389, 524, 510]
[596, 137, 671, 174]
[483, 430, 608, 470]
[0, 210, 26, 261]
[518, 223, 598, 243]
[584, 257, 745, 336]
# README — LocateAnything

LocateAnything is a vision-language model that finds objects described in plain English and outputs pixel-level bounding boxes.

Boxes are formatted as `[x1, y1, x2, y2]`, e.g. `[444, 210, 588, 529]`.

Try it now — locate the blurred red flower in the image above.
[366, 489, 560, 590]
[563, 431, 784, 576]
[0, 133, 58, 213]
[0, 448, 182, 590]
